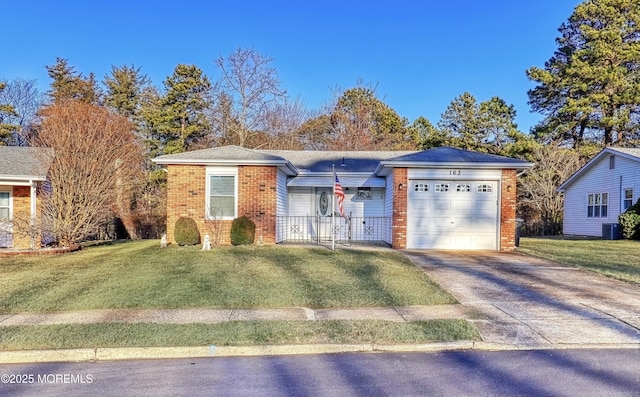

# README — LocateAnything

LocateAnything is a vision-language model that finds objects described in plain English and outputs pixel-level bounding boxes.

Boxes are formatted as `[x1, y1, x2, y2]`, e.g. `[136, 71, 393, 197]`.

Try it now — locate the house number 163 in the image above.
[449, 170, 461, 176]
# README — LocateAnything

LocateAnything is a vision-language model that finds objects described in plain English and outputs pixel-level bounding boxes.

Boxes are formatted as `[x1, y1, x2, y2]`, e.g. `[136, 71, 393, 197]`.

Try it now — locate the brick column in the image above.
[238, 165, 277, 244]
[500, 169, 517, 251]
[391, 168, 408, 249]
[12, 186, 32, 249]
[166, 165, 207, 244]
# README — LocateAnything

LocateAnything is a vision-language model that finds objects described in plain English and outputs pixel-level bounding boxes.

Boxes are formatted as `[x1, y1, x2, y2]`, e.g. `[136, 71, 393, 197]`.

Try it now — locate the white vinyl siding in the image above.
[384, 173, 394, 244]
[205, 167, 237, 220]
[276, 170, 288, 242]
[563, 154, 640, 236]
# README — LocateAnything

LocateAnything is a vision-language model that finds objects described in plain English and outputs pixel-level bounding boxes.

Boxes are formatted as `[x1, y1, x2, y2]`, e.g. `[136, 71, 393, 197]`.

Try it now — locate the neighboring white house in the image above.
[558, 147, 640, 237]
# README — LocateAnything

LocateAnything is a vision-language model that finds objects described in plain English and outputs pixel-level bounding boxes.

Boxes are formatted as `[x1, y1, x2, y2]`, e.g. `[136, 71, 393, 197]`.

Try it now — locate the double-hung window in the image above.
[206, 168, 237, 220]
[0, 191, 10, 221]
[587, 193, 608, 218]
[623, 189, 634, 211]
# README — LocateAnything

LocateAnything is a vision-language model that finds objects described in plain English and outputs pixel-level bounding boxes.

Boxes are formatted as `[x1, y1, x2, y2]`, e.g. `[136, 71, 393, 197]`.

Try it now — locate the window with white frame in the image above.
[207, 169, 237, 219]
[414, 183, 428, 192]
[587, 193, 608, 218]
[435, 183, 450, 192]
[456, 184, 470, 192]
[477, 184, 493, 193]
[0, 191, 10, 220]
[624, 188, 634, 210]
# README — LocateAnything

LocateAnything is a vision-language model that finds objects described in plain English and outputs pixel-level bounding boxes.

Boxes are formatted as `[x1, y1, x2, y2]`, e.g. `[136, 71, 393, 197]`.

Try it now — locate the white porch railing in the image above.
[276, 215, 391, 245]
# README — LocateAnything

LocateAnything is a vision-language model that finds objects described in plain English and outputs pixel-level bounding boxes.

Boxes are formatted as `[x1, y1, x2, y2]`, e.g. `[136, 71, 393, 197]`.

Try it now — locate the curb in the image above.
[2, 341, 639, 364]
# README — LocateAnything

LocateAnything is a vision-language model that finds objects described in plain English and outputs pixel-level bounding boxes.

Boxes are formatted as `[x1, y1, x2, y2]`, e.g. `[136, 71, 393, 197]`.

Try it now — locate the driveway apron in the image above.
[405, 250, 640, 348]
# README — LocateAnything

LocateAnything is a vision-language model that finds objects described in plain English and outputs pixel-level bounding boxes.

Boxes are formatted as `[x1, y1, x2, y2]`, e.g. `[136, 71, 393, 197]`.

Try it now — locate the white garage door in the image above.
[407, 180, 498, 250]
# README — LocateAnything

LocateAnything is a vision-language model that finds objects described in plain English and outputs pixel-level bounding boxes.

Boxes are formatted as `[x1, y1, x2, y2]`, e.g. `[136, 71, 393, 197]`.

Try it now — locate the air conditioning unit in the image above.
[602, 223, 621, 240]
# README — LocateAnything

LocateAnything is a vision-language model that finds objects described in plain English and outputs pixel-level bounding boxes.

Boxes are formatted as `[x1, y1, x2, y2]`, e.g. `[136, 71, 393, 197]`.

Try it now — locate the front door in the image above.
[316, 188, 333, 240]
[0, 191, 12, 248]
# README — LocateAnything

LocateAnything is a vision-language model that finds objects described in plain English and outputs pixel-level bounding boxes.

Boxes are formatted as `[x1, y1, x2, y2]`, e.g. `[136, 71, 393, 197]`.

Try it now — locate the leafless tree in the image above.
[35, 101, 143, 245]
[519, 146, 581, 235]
[213, 48, 287, 147]
[0, 78, 45, 145]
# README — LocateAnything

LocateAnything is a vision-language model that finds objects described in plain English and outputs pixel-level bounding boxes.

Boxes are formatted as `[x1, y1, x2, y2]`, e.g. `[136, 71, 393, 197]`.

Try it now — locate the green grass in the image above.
[0, 240, 456, 313]
[518, 237, 640, 285]
[0, 320, 480, 350]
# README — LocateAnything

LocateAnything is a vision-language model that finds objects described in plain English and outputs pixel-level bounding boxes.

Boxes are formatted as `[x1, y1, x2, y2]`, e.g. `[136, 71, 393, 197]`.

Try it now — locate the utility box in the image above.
[602, 223, 621, 240]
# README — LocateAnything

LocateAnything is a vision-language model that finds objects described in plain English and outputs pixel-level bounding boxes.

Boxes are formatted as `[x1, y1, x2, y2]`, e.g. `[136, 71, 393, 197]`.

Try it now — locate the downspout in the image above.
[30, 180, 37, 249]
[620, 175, 623, 213]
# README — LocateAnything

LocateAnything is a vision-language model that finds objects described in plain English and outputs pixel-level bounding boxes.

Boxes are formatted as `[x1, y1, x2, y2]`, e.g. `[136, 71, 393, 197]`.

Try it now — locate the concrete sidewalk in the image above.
[0, 305, 482, 364]
[0, 305, 470, 327]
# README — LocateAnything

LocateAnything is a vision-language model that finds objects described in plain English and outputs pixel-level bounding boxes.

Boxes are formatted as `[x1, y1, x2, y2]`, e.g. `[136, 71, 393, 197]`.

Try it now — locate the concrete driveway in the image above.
[405, 250, 640, 349]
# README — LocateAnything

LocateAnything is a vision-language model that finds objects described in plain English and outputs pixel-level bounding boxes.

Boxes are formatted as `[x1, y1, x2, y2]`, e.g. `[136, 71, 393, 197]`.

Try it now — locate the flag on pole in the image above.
[334, 172, 345, 218]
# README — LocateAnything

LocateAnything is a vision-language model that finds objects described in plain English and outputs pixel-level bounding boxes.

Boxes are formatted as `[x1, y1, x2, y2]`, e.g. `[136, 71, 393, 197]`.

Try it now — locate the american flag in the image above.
[334, 173, 345, 218]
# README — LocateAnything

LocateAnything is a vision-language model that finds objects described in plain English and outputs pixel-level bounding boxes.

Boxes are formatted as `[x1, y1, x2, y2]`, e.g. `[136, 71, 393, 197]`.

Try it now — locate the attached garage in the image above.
[376, 148, 533, 251]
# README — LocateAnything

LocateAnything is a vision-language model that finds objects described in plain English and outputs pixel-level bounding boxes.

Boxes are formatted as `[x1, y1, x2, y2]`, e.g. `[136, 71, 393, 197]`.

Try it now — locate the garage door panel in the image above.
[433, 200, 451, 212]
[453, 217, 471, 229]
[432, 217, 452, 231]
[474, 234, 496, 249]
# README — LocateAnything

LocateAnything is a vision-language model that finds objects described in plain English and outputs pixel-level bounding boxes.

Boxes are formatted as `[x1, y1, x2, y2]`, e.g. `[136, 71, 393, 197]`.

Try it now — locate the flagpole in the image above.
[331, 164, 335, 251]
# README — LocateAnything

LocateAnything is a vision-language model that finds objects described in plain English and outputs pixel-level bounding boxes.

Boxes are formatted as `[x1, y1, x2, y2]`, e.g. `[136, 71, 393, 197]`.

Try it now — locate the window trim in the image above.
[0, 188, 12, 221]
[587, 192, 608, 218]
[623, 188, 634, 211]
[205, 167, 238, 220]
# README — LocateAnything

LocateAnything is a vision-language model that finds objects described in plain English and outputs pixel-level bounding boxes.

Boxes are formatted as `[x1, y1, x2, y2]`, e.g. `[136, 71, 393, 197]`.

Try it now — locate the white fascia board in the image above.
[557, 148, 616, 192]
[0, 176, 47, 185]
[152, 158, 299, 175]
[375, 161, 534, 176]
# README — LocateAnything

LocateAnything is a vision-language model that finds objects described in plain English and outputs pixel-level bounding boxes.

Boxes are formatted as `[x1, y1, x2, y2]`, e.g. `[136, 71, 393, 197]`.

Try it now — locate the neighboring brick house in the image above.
[0, 146, 53, 249]
[153, 145, 532, 251]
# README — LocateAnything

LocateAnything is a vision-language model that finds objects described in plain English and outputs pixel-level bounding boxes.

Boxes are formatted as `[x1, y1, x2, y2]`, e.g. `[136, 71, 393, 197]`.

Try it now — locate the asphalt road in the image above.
[2, 349, 640, 396]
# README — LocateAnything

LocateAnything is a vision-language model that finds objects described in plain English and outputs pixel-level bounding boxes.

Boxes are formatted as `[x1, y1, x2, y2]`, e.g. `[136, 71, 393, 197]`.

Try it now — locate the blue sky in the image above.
[3, 1, 582, 134]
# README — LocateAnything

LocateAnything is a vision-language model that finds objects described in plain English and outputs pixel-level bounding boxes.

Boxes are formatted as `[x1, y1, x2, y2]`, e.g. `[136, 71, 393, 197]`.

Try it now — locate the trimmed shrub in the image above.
[619, 199, 640, 240]
[174, 217, 201, 246]
[230, 216, 255, 246]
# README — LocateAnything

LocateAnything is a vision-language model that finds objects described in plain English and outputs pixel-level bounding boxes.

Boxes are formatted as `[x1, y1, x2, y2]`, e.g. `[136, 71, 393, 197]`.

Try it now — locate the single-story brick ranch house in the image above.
[558, 147, 640, 238]
[0, 146, 53, 249]
[153, 145, 533, 251]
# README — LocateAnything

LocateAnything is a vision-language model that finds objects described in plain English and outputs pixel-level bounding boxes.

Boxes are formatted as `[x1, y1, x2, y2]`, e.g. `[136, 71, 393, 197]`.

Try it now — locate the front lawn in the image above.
[0, 241, 456, 313]
[518, 237, 640, 285]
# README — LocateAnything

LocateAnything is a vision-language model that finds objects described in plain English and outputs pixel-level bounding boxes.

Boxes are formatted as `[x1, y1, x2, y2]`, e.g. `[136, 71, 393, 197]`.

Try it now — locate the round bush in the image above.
[619, 199, 640, 240]
[230, 216, 256, 246]
[174, 217, 201, 246]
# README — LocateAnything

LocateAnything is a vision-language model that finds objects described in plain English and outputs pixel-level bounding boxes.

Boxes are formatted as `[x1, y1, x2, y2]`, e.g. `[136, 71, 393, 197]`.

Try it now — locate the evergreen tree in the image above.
[438, 92, 485, 151]
[103, 64, 150, 120]
[158, 64, 212, 154]
[46, 57, 101, 104]
[0, 82, 18, 144]
[527, 0, 640, 146]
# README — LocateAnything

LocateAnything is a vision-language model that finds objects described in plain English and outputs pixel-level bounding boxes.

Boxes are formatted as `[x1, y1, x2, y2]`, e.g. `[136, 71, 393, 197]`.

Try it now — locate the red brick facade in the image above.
[12, 186, 32, 249]
[391, 168, 408, 249]
[165, 164, 278, 246]
[499, 169, 518, 251]
[237, 165, 277, 244]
